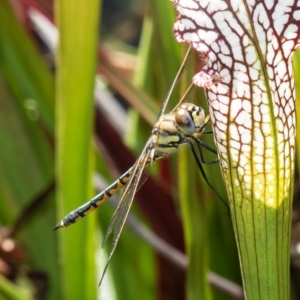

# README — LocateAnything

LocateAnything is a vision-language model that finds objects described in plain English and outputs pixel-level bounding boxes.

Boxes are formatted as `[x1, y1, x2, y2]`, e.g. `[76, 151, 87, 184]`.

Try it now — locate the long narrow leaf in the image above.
[55, 0, 101, 298]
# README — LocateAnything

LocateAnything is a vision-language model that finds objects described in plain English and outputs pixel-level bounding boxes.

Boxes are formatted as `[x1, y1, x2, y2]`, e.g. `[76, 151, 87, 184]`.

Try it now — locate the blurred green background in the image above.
[0, 0, 299, 299]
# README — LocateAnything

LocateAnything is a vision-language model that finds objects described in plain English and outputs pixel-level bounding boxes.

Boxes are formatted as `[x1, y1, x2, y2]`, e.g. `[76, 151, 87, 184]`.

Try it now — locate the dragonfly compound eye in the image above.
[175, 105, 196, 135]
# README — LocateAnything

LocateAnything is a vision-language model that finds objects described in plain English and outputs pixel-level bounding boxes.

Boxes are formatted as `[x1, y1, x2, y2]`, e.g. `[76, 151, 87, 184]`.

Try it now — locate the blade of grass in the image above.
[0, 2, 61, 299]
[55, 0, 101, 298]
[178, 146, 213, 300]
[151, 0, 181, 110]
[0, 1, 54, 132]
[0, 275, 34, 300]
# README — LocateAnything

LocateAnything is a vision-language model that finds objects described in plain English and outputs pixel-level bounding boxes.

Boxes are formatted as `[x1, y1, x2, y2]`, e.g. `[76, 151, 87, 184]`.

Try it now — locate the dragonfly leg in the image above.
[202, 130, 213, 134]
[192, 137, 219, 164]
[187, 140, 230, 214]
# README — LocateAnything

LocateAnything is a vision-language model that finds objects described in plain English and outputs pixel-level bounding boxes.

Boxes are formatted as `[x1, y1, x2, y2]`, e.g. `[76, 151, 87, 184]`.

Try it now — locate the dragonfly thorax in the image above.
[151, 103, 206, 157]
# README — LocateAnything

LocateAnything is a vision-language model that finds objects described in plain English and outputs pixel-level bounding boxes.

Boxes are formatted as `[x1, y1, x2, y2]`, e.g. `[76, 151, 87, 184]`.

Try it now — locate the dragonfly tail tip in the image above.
[53, 223, 62, 231]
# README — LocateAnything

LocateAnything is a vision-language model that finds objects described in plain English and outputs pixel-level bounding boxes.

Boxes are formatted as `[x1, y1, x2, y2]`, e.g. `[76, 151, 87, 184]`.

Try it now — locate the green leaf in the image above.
[0, 275, 34, 300]
[0, 2, 60, 299]
[55, 0, 101, 298]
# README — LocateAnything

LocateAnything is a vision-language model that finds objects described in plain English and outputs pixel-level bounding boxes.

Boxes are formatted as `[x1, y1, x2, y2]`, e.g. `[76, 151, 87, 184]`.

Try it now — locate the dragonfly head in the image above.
[175, 103, 206, 135]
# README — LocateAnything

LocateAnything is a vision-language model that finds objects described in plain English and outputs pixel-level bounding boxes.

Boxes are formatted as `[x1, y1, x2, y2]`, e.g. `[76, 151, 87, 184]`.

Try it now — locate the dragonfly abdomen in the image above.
[54, 167, 133, 229]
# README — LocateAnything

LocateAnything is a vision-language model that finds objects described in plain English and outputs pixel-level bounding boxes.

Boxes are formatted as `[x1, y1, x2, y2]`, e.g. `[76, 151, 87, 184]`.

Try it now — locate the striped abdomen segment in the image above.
[54, 167, 133, 230]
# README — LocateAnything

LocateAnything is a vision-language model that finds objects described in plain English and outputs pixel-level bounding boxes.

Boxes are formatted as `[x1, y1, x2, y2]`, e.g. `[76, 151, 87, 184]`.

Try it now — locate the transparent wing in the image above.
[156, 44, 192, 120]
[99, 144, 152, 285]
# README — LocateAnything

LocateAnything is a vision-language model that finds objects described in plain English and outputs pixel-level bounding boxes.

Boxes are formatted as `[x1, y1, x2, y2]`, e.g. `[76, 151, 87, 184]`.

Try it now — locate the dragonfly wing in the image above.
[99, 147, 151, 285]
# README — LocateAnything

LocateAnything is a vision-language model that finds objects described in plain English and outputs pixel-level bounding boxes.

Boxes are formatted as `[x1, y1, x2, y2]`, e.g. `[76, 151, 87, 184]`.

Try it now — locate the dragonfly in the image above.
[54, 45, 228, 285]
